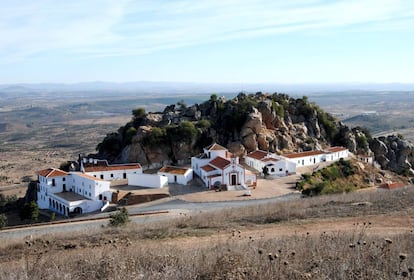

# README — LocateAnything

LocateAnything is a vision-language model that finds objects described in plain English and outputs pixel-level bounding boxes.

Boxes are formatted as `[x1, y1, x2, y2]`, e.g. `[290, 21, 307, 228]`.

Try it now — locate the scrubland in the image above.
[1, 187, 413, 279]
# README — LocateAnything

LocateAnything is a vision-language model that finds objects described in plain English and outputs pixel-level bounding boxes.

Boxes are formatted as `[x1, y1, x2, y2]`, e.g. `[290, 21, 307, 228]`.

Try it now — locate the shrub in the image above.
[0, 213, 7, 228]
[109, 207, 130, 227]
[196, 119, 211, 129]
[19, 201, 39, 223]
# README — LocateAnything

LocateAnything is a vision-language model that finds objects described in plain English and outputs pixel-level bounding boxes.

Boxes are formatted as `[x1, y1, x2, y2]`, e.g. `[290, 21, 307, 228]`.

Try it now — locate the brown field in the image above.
[0, 187, 413, 279]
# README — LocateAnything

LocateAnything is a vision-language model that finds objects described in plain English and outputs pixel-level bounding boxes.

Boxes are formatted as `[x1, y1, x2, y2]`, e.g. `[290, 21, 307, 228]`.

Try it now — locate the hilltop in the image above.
[96, 92, 414, 176]
[97, 92, 367, 166]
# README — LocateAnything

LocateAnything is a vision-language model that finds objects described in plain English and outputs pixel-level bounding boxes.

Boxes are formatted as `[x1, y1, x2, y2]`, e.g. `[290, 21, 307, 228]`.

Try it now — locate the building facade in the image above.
[37, 168, 112, 216]
[192, 143, 256, 190]
[81, 158, 142, 180]
[158, 166, 193, 185]
[245, 150, 297, 177]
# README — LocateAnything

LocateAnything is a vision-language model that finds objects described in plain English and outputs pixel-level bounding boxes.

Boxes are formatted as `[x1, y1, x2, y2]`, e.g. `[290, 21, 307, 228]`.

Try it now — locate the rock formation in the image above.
[96, 92, 414, 176]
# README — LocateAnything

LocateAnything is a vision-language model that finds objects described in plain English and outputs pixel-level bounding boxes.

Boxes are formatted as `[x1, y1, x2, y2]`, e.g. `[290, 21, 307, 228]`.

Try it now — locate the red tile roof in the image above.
[201, 165, 216, 172]
[326, 146, 348, 153]
[84, 163, 142, 172]
[283, 150, 325, 159]
[159, 166, 190, 175]
[205, 143, 227, 151]
[379, 182, 405, 190]
[246, 150, 268, 160]
[262, 157, 279, 162]
[37, 168, 68, 178]
[209, 157, 231, 169]
[75, 172, 106, 181]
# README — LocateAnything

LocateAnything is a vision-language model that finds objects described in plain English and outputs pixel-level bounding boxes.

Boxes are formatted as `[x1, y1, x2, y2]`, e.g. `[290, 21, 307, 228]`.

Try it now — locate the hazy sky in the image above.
[1, 0, 413, 84]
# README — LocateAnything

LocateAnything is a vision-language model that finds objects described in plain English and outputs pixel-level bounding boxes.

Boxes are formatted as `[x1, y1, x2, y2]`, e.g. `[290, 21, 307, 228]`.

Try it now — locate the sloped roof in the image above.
[283, 150, 325, 159]
[159, 166, 190, 175]
[201, 165, 216, 172]
[262, 157, 280, 163]
[37, 168, 68, 178]
[246, 150, 268, 160]
[205, 143, 227, 151]
[379, 182, 405, 190]
[209, 156, 231, 169]
[326, 146, 348, 153]
[74, 172, 105, 181]
[84, 163, 142, 172]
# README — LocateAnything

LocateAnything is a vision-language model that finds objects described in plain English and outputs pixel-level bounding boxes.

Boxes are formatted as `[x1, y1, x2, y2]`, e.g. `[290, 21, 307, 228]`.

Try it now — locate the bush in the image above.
[196, 119, 211, 129]
[19, 201, 39, 223]
[0, 213, 7, 228]
[109, 207, 130, 227]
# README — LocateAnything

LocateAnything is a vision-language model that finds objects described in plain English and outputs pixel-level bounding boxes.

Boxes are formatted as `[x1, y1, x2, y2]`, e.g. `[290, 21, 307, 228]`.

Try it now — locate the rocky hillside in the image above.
[95, 92, 413, 175]
[370, 134, 414, 175]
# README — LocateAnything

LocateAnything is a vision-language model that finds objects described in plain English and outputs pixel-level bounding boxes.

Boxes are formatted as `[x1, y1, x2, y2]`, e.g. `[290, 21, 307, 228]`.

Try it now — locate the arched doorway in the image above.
[74, 207, 83, 215]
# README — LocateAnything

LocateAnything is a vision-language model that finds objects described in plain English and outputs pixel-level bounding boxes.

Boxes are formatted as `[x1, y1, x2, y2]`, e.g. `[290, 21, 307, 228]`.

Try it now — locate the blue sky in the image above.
[1, 0, 414, 84]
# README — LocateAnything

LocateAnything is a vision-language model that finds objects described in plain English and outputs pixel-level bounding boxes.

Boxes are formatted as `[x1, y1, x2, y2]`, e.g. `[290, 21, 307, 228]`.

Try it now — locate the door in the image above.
[231, 174, 237, 186]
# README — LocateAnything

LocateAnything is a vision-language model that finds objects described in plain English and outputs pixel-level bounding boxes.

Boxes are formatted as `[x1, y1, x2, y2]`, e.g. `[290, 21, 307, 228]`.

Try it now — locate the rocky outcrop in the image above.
[97, 92, 374, 170]
[370, 135, 414, 175]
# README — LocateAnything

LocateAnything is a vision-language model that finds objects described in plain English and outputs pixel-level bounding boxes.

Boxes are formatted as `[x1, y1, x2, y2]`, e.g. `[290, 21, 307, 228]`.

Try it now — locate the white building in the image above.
[245, 150, 296, 177]
[37, 168, 112, 216]
[323, 146, 350, 161]
[282, 146, 350, 167]
[127, 173, 168, 189]
[282, 150, 327, 167]
[81, 158, 142, 180]
[158, 166, 193, 185]
[191, 143, 257, 190]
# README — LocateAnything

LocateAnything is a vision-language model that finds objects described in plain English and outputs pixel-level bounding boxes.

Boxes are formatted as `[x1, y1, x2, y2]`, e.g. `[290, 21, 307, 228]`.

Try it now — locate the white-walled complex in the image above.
[158, 166, 193, 185]
[245, 146, 349, 176]
[37, 168, 111, 216]
[192, 143, 257, 189]
[245, 150, 296, 177]
[81, 158, 142, 180]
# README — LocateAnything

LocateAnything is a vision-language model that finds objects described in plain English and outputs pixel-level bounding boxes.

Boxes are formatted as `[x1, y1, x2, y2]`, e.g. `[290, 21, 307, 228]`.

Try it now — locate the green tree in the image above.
[210, 94, 218, 102]
[20, 201, 39, 223]
[177, 100, 187, 109]
[0, 213, 7, 229]
[109, 207, 130, 227]
[132, 108, 146, 119]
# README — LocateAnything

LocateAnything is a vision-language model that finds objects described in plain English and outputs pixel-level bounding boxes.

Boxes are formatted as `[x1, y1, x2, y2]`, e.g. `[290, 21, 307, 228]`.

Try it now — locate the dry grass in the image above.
[1, 225, 413, 279]
[1, 187, 414, 279]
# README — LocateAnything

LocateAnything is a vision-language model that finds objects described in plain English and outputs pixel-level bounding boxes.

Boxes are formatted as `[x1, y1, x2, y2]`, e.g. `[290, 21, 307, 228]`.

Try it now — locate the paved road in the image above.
[0, 193, 301, 241]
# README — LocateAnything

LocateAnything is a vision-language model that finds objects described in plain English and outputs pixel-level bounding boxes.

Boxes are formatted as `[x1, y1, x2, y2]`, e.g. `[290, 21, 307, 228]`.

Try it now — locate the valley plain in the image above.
[1, 89, 414, 188]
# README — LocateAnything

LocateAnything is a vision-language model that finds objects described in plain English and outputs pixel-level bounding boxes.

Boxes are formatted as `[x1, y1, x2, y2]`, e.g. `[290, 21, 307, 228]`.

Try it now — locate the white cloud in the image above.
[0, 0, 413, 62]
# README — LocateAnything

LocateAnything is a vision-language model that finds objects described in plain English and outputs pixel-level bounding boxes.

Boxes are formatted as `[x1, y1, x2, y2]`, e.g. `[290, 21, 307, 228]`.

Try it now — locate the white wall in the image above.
[85, 168, 142, 181]
[127, 173, 168, 188]
[223, 164, 245, 186]
[158, 169, 193, 185]
[289, 154, 325, 167]
[191, 157, 211, 177]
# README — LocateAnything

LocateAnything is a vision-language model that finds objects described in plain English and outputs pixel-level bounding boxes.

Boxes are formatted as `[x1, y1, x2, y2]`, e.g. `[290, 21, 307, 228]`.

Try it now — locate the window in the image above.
[100, 175, 104, 179]
[110, 174, 114, 178]
[123, 173, 127, 179]
[279, 168, 283, 172]
[62, 177, 66, 182]
[52, 179, 56, 186]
